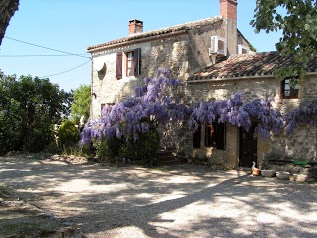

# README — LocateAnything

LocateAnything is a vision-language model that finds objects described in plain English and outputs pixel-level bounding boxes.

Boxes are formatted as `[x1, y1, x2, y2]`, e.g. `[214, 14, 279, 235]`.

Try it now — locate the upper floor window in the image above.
[281, 78, 299, 99]
[116, 48, 141, 80]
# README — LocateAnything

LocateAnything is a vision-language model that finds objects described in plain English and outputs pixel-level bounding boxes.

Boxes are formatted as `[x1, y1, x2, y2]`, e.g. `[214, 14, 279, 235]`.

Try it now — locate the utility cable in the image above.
[4, 36, 91, 59]
[0, 54, 89, 57]
[39, 59, 91, 78]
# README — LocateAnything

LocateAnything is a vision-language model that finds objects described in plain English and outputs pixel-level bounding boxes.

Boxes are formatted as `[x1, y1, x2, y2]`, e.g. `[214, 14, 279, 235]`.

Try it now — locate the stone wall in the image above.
[185, 75, 317, 167]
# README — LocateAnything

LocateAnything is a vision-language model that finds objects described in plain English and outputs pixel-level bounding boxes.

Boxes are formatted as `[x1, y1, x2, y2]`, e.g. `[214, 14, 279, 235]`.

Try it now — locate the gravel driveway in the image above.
[1, 155, 317, 238]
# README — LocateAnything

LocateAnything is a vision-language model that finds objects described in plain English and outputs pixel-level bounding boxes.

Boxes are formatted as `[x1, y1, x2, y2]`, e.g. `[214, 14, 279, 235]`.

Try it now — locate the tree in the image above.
[0, 0, 19, 45]
[70, 84, 91, 124]
[0, 71, 72, 154]
[251, 0, 317, 78]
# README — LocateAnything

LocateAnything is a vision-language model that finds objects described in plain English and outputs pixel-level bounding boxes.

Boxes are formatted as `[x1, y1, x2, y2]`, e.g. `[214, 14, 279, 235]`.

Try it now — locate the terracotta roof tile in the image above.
[188, 52, 317, 81]
[87, 16, 223, 52]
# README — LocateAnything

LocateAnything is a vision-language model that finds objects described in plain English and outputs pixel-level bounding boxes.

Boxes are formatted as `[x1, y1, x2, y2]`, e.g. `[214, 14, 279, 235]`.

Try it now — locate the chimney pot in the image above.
[128, 19, 143, 34]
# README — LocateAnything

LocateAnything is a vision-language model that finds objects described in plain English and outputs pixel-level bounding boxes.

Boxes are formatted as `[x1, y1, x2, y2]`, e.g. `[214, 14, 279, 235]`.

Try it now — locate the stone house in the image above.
[87, 0, 251, 117]
[187, 52, 317, 169]
[87, 0, 317, 169]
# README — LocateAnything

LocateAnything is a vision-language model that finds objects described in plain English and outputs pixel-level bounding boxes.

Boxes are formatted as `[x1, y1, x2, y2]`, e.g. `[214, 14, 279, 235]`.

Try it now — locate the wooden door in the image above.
[239, 124, 257, 168]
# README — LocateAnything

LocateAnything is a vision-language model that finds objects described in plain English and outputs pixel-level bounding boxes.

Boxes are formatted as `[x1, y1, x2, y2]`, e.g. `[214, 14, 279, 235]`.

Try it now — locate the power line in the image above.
[39, 59, 91, 78]
[0, 54, 89, 57]
[4, 36, 91, 59]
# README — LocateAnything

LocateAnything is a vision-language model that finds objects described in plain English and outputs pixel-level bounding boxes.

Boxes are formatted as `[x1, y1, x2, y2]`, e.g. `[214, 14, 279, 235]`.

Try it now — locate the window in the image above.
[205, 121, 226, 150]
[116, 49, 141, 79]
[101, 103, 105, 112]
[193, 124, 201, 148]
[125, 48, 141, 77]
[192, 121, 226, 150]
[281, 78, 299, 99]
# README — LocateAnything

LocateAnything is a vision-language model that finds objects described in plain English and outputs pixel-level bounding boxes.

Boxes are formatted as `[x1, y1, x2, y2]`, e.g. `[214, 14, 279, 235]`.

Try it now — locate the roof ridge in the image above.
[87, 16, 223, 51]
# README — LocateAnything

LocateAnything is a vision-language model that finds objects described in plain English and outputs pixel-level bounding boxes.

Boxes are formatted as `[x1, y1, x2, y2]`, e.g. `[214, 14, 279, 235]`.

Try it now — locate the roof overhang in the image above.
[186, 72, 317, 84]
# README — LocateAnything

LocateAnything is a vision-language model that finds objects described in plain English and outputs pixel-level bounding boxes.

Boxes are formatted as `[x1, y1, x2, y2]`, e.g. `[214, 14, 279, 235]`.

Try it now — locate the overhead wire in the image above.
[4, 36, 91, 59]
[39, 60, 91, 78]
[3, 36, 93, 78]
[0, 54, 89, 57]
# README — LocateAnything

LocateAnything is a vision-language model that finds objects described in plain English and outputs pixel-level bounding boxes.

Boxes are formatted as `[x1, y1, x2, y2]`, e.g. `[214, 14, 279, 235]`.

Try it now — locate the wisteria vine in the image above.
[285, 96, 317, 133]
[80, 69, 312, 146]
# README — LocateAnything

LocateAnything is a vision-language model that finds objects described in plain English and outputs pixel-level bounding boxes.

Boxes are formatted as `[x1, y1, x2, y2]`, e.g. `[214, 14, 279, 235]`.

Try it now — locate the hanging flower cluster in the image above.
[189, 94, 284, 138]
[80, 69, 188, 145]
[81, 69, 286, 145]
[285, 96, 317, 133]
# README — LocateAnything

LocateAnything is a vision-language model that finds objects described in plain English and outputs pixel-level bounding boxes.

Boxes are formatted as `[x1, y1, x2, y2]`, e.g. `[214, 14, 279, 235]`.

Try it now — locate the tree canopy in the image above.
[71, 84, 91, 124]
[0, 71, 72, 154]
[251, 0, 317, 78]
[0, 0, 19, 45]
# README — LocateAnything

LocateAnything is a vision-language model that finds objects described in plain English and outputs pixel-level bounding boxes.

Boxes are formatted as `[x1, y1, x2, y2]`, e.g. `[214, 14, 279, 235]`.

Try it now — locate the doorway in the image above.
[239, 124, 257, 168]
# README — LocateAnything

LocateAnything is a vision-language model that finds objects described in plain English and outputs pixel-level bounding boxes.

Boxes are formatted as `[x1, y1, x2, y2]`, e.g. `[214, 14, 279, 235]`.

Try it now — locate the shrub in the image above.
[94, 137, 123, 164]
[123, 127, 160, 166]
[57, 120, 80, 148]
[24, 128, 46, 153]
[94, 125, 160, 166]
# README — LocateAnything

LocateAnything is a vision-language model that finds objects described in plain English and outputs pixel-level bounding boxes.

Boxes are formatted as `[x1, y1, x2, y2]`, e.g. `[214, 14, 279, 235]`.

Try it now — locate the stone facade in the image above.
[89, 19, 249, 118]
[186, 74, 317, 167]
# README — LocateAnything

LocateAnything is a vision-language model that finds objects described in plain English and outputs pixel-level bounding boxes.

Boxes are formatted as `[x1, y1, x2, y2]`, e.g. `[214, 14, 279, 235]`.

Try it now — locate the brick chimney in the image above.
[128, 19, 143, 34]
[220, 0, 237, 21]
[220, 0, 237, 56]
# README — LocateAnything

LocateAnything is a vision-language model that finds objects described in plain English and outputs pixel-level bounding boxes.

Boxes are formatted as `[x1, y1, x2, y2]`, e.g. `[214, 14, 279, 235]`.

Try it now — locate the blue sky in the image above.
[0, 0, 282, 92]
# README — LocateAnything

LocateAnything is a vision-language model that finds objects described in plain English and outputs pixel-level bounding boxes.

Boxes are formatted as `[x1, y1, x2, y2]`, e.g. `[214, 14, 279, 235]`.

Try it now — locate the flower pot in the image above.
[293, 174, 307, 182]
[276, 171, 290, 180]
[261, 170, 276, 177]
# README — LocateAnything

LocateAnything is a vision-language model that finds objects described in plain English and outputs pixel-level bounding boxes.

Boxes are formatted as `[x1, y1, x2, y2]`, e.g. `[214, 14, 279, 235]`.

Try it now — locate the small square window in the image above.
[281, 78, 299, 99]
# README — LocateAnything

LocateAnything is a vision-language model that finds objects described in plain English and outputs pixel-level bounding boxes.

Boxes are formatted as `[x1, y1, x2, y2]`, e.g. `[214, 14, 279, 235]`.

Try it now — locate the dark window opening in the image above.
[205, 121, 226, 150]
[281, 78, 299, 99]
[101, 103, 105, 111]
[193, 124, 201, 148]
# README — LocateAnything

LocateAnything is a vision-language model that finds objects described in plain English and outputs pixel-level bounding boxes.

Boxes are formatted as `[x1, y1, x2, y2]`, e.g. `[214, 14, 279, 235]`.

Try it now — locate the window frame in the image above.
[205, 121, 226, 150]
[124, 48, 141, 77]
[126, 51, 134, 77]
[281, 78, 299, 99]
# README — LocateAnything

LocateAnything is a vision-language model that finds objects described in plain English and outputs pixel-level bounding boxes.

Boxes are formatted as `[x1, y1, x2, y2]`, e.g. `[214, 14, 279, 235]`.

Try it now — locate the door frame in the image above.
[239, 124, 258, 168]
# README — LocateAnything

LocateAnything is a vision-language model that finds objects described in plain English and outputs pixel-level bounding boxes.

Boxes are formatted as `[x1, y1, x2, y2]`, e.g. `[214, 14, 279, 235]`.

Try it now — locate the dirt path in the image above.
[1, 155, 317, 238]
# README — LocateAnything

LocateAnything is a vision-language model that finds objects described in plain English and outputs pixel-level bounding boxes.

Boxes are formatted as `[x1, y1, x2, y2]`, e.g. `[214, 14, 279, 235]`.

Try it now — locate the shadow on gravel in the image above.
[1, 157, 317, 238]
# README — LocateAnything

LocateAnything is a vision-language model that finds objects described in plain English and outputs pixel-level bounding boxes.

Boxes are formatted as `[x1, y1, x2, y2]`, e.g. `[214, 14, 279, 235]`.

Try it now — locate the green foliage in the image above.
[251, 0, 317, 78]
[57, 120, 80, 148]
[94, 126, 160, 166]
[123, 128, 160, 166]
[0, 71, 72, 154]
[94, 137, 123, 163]
[71, 84, 91, 124]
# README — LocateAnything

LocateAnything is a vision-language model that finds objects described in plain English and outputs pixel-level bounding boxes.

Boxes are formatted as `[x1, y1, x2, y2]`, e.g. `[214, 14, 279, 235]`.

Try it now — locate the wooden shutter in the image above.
[193, 124, 201, 148]
[133, 48, 141, 76]
[116, 52, 122, 79]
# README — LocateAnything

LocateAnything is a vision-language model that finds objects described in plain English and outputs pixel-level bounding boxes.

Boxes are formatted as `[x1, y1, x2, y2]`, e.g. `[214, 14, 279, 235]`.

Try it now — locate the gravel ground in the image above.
[1, 155, 317, 238]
